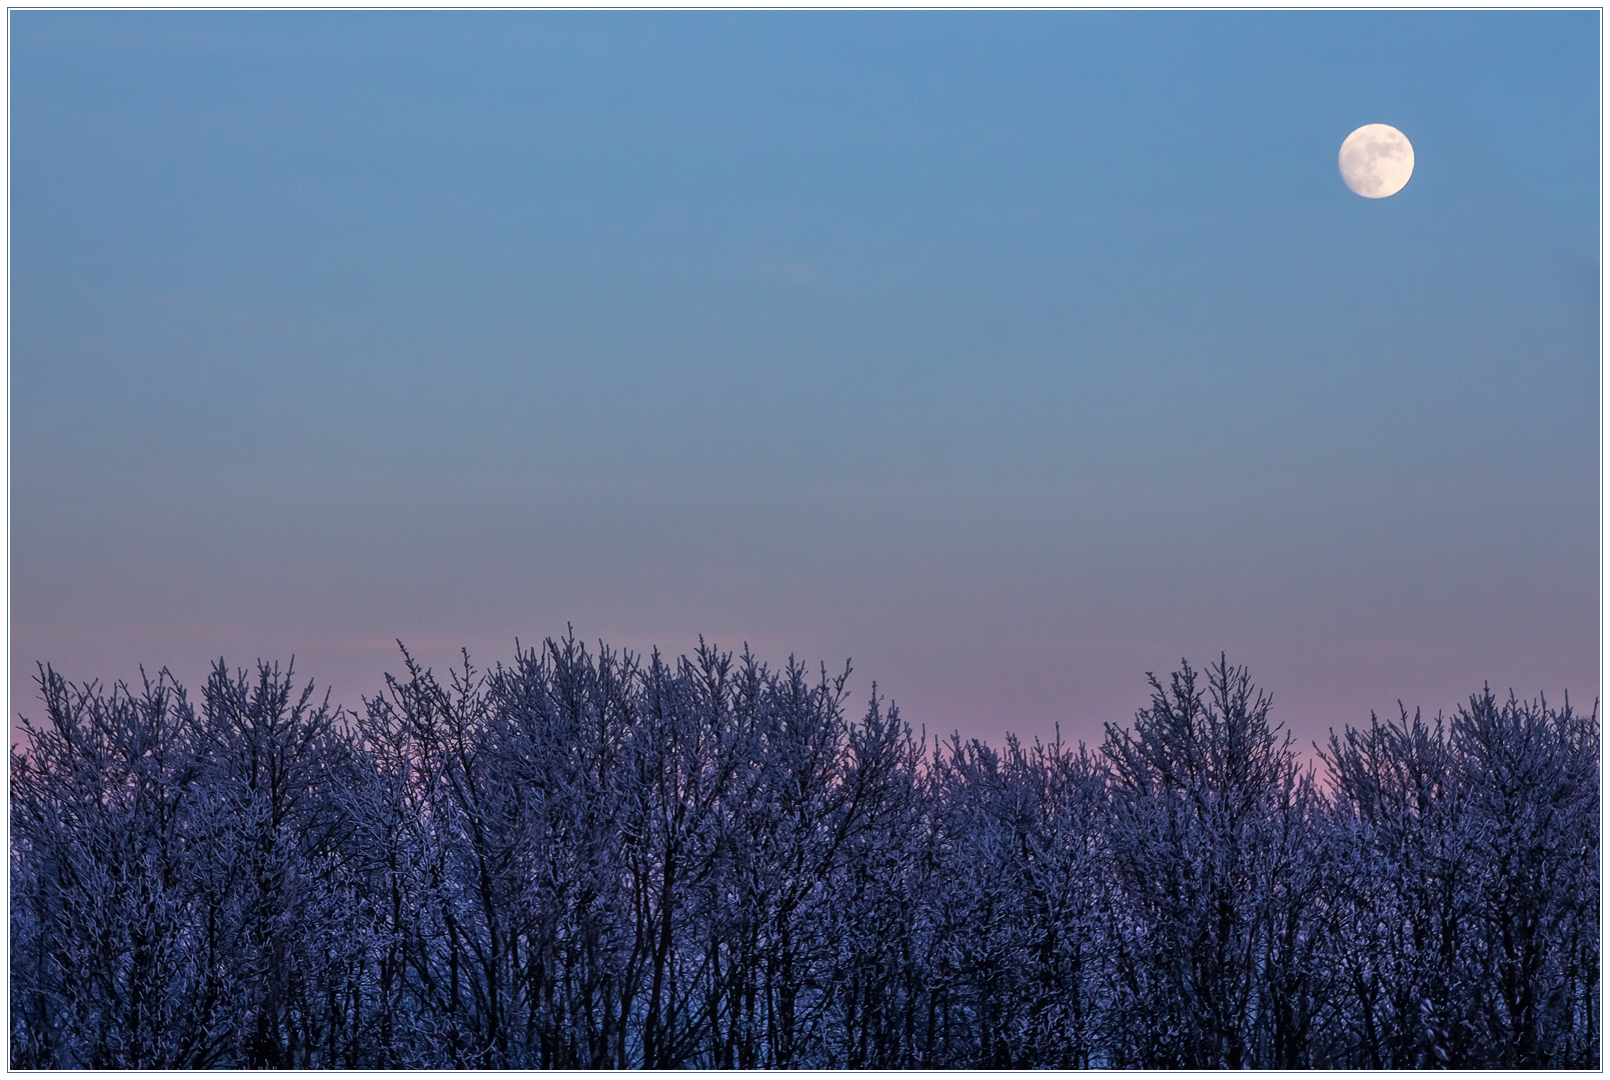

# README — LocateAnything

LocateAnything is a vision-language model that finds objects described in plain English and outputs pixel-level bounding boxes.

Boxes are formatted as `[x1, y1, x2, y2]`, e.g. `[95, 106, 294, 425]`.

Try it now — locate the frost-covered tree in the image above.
[1321, 688, 1599, 1068]
[11, 665, 208, 1067]
[920, 731, 1111, 1067]
[1100, 656, 1326, 1067]
[10, 660, 355, 1068]
[10, 642, 1598, 1069]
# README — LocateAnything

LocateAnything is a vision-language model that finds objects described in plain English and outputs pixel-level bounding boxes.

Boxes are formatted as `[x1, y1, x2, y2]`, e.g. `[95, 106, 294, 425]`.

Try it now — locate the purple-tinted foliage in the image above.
[10, 643, 1598, 1067]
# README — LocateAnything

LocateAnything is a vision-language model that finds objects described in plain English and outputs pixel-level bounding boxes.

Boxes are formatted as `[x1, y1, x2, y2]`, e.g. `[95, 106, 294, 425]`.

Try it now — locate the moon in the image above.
[1339, 123, 1414, 198]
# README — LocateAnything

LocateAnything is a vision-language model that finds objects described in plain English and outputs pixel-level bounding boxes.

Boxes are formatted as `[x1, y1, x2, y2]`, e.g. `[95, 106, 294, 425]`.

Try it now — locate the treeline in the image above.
[10, 638, 1599, 1068]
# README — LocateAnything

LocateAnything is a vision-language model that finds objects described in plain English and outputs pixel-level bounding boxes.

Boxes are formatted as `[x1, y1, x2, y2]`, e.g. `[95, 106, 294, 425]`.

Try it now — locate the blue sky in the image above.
[10, 10, 1599, 750]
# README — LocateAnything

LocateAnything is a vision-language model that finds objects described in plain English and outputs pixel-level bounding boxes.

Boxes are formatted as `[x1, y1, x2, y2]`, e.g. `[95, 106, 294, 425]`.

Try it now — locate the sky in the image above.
[9, 10, 1600, 755]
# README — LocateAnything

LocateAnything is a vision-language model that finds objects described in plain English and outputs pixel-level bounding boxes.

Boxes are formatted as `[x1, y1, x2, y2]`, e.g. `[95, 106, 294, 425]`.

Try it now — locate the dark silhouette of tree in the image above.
[1321, 688, 1599, 1068]
[1100, 656, 1318, 1067]
[10, 643, 1598, 1068]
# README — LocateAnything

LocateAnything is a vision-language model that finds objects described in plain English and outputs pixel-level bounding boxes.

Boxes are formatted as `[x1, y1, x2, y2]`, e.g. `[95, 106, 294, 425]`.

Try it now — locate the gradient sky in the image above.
[10, 10, 1600, 754]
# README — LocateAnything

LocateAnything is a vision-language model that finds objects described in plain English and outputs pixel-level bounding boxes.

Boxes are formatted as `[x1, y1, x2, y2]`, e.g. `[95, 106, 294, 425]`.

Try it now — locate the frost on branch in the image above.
[10, 643, 1599, 1067]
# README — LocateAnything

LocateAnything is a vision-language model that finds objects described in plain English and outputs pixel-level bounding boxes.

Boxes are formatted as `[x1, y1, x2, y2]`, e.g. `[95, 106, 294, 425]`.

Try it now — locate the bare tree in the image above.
[1101, 656, 1320, 1067]
[11, 643, 1598, 1069]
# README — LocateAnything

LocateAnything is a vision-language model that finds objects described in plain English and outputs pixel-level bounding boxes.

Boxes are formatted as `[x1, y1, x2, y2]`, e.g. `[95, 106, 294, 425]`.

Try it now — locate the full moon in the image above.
[1338, 123, 1414, 198]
